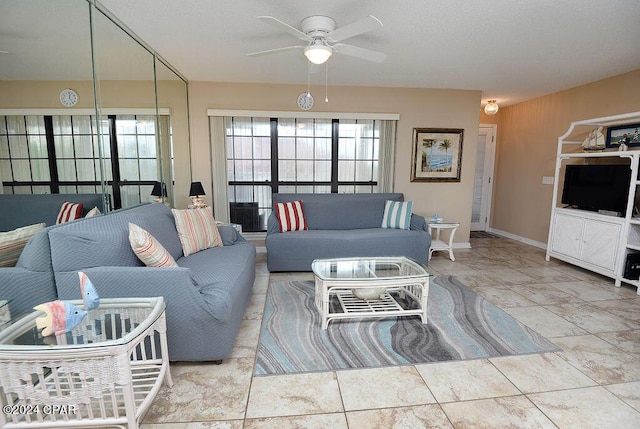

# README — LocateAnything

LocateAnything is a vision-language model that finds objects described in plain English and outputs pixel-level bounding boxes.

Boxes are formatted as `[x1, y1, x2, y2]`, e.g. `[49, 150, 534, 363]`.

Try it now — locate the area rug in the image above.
[254, 276, 559, 375]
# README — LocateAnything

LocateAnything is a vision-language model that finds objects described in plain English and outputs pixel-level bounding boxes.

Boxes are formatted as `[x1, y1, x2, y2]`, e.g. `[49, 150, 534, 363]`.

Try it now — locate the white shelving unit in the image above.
[546, 111, 640, 295]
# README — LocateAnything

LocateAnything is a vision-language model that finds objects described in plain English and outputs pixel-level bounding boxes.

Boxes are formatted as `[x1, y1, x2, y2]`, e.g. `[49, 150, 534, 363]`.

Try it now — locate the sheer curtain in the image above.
[209, 116, 230, 223]
[378, 120, 397, 193]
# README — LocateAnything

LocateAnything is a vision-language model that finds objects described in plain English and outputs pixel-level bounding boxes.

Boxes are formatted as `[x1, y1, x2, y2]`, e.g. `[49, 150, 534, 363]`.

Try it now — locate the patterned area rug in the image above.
[255, 276, 559, 376]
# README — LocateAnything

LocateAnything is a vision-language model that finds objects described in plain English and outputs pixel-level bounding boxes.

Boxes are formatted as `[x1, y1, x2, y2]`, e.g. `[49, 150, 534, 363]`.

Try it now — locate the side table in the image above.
[0, 297, 172, 428]
[428, 219, 460, 261]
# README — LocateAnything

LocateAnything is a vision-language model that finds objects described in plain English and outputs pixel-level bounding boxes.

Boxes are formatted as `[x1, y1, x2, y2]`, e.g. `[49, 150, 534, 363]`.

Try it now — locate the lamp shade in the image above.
[304, 44, 332, 65]
[151, 181, 167, 197]
[189, 181, 206, 197]
[484, 100, 499, 115]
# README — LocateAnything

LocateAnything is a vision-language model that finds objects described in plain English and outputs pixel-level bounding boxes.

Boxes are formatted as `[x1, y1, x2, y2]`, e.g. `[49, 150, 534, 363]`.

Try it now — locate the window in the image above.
[225, 116, 381, 232]
[0, 114, 172, 209]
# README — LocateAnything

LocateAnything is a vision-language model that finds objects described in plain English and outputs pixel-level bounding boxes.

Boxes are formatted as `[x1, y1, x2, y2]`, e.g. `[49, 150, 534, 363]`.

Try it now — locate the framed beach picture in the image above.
[606, 123, 640, 148]
[411, 128, 464, 182]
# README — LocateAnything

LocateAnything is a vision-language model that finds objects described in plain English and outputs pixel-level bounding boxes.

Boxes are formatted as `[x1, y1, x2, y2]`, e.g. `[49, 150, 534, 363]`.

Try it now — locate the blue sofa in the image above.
[265, 193, 431, 272]
[50, 203, 256, 362]
[0, 193, 104, 317]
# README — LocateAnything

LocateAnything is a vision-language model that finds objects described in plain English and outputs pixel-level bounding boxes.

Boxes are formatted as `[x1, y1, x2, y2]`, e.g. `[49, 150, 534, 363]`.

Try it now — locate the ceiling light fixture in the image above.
[484, 100, 499, 115]
[304, 42, 332, 65]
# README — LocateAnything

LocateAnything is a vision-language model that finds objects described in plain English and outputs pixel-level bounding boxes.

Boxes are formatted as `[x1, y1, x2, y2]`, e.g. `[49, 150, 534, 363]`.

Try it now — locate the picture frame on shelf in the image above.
[606, 122, 640, 148]
[411, 128, 464, 182]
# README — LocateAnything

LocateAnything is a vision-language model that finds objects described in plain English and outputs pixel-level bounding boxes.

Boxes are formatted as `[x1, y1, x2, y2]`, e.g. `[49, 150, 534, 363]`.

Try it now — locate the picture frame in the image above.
[606, 123, 640, 148]
[411, 128, 464, 182]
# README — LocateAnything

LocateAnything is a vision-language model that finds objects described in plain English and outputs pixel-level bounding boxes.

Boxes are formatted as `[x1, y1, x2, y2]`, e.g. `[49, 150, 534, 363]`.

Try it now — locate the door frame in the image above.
[472, 124, 497, 231]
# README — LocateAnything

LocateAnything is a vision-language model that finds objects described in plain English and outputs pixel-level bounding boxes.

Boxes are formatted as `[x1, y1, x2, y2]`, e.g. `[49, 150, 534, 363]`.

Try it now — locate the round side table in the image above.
[428, 219, 460, 261]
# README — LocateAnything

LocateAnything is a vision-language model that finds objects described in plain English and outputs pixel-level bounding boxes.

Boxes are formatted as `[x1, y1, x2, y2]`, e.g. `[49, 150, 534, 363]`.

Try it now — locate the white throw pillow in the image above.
[85, 206, 102, 218]
[128, 223, 178, 267]
[171, 207, 223, 257]
[0, 223, 46, 267]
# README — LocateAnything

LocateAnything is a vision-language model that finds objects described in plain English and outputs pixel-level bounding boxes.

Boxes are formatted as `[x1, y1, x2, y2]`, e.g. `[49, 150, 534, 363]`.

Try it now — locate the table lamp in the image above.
[189, 181, 207, 208]
[151, 181, 167, 203]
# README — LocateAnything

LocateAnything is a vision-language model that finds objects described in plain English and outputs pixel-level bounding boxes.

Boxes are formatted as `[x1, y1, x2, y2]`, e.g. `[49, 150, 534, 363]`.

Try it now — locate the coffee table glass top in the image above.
[0, 297, 165, 350]
[312, 256, 431, 281]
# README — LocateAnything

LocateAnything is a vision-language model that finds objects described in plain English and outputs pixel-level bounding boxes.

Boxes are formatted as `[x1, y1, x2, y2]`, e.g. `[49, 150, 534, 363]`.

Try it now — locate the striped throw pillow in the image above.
[381, 200, 413, 230]
[128, 223, 178, 268]
[171, 207, 223, 257]
[56, 201, 84, 224]
[0, 223, 45, 267]
[275, 200, 308, 232]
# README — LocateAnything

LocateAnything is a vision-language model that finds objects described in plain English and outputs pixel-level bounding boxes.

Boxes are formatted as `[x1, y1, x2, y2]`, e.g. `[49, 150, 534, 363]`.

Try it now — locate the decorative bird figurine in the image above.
[34, 301, 87, 337]
[78, 271, 100, 310]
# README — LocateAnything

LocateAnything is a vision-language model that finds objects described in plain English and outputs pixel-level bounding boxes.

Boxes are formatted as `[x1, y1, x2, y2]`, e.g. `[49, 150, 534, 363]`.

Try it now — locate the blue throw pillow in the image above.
[381, 200, 413, 230]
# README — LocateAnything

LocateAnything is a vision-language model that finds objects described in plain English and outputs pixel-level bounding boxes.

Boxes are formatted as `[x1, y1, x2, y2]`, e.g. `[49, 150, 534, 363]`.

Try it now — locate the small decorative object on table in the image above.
[582, 126, 606, 152]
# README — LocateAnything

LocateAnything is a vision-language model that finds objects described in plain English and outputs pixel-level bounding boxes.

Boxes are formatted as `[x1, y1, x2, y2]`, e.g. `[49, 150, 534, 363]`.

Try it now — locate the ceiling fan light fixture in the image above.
[484, 100, 499, 115]
[304, 44, 332, 64]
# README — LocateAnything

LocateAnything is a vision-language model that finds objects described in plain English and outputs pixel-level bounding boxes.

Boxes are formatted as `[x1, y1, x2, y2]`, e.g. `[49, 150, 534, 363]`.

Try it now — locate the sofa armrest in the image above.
[266, 213, 280, 235]
[410, 214, 428, 231]
[217, 224, 246, 245]
[0, 268, 58, 316]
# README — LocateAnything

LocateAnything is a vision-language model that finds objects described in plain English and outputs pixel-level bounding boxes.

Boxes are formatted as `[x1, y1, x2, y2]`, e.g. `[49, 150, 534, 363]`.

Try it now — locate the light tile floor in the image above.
[141, 236, 640, 429]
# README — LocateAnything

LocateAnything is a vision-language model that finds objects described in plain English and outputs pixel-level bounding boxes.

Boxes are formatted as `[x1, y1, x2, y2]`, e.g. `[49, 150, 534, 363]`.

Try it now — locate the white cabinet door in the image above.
[581, 219, 621, 270]
[551, 212, 584, 259]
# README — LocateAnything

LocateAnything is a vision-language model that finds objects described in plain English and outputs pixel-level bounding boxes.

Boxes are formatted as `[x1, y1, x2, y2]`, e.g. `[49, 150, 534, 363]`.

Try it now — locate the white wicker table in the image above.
[0, 297, 172, 429]
[312, 257, 431, 329]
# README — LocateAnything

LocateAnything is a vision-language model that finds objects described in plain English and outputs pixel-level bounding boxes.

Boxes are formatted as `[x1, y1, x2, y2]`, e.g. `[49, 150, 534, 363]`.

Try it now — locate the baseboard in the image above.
[453, 242, 471, 249]
[487, 228, 547, 250]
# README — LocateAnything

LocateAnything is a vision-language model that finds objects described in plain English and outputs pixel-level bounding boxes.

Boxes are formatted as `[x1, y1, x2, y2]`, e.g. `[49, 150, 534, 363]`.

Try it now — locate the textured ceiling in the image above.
[2, 0, 640, 106]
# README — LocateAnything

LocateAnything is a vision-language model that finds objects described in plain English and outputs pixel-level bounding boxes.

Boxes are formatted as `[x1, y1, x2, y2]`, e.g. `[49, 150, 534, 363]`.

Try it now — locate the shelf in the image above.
[549, 111, 640, 296]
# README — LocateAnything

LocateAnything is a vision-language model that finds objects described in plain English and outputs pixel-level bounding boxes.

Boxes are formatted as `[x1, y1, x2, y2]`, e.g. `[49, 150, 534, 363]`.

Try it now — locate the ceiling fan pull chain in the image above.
[325, 62, 329, 103]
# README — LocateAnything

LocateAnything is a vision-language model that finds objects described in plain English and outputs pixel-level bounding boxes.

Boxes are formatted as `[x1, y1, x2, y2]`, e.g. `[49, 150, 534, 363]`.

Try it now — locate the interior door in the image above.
[471, 125, 497, 231]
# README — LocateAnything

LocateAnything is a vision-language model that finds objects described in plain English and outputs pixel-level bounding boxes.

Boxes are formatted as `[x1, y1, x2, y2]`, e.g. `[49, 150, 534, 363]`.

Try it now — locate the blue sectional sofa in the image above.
[265, 193, 431, 272]
[50, 203, 256, 362]
[0, 202, 256, 362]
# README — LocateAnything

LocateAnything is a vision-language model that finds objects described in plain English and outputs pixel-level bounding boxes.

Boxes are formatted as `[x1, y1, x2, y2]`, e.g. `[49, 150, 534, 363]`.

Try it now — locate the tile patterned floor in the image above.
[141, 237, 640, 429]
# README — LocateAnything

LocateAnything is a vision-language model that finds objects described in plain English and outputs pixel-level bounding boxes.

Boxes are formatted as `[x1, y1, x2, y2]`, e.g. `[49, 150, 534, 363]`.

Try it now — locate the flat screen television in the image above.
[561, 164, 631, 214]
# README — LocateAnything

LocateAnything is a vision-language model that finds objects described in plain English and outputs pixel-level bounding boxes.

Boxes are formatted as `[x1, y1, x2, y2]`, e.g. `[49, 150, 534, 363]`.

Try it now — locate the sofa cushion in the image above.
[49, 203, 183, 272]
[172, 207, 223, 257]
[275, 200, 308, 232]
[0, 223, 46, 267]
[128, 223, 178, 268]
[56, 201, 84, 224]
[382, 200, 413, 230]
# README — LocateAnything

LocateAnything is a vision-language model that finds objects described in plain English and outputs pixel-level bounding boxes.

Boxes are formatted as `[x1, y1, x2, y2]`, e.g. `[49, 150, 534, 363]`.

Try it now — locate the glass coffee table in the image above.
[0, 297, 172, 429]
[311, 256, 431, 329]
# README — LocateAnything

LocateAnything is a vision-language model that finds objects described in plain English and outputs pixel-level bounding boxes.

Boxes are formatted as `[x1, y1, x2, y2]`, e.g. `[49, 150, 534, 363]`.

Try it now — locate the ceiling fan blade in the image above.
[257, 16, 311, 41]
[327, 15, 383, 42]
[334, 43, 388, 63]
[247, 45, 303, 57]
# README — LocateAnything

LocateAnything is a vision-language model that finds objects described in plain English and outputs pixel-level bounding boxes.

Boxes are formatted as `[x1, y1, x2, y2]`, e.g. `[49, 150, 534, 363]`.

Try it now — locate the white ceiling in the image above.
[2, 0, 640, 107]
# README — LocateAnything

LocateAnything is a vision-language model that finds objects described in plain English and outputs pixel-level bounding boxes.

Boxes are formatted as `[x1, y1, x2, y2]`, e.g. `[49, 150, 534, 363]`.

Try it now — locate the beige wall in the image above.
[188, 82, 481, 243]
[490, 69, 640, 245]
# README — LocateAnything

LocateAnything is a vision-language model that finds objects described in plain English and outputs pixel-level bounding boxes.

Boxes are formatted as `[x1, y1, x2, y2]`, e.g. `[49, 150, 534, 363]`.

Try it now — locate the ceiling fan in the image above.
[247, 14, 388, 64]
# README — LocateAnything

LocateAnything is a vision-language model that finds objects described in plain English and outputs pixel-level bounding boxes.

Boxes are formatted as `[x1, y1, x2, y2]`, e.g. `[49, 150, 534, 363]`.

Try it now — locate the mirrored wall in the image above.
[0, 0, 190, 212]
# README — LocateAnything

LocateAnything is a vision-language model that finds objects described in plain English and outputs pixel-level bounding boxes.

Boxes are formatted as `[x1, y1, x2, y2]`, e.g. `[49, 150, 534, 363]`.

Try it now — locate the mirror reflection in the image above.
[0, 0, 190, 225]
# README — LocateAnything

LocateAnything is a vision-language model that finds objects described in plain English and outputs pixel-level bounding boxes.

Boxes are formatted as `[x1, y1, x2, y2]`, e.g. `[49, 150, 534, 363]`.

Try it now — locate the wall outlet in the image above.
[542, 176, 554, 185]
